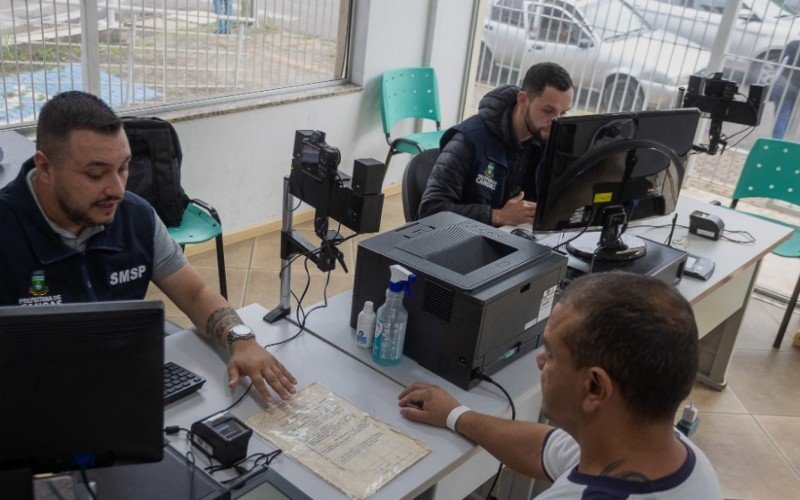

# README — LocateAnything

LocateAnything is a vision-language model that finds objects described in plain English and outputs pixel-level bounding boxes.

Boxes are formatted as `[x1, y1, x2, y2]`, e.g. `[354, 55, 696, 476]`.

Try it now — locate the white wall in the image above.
[172, 0, 476, 232]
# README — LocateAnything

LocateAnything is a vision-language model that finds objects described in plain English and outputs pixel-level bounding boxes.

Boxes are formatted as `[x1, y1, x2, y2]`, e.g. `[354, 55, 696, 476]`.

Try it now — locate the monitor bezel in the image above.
[0, 300, 165, 474]
[533, 108, 700, 233]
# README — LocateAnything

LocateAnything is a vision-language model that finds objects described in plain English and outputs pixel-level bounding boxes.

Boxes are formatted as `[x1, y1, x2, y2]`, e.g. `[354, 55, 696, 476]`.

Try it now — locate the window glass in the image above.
[581, 0, 651, 39]
[0, 0, 351, 125]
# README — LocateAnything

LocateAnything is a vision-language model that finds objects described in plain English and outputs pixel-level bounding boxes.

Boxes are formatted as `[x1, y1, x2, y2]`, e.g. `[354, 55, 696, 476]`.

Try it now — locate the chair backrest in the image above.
[402, 148, 440, 222]
[380, 67, 442, 138]
[732, 138, 800, 207]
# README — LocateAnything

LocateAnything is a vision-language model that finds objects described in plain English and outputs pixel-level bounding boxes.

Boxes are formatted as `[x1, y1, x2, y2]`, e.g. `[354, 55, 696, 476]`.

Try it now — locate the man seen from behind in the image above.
[399, 272, 722, 499]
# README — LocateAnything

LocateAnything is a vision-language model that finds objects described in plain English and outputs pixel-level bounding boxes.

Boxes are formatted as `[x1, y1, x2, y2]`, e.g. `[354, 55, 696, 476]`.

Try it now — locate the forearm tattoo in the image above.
[599, 459, 650, 482]
[205, 307, 243, 346]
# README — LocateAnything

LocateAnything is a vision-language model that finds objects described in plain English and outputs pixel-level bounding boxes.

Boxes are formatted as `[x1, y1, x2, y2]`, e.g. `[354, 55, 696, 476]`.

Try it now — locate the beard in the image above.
[55, 188, 119, 228]
[524, 104, 547, 142]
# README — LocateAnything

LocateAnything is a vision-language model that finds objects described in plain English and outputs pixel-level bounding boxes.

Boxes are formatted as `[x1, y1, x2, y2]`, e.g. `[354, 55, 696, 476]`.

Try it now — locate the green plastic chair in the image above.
[380, 67, 445, 169]
[168, 199, 228, 300]
[731, 138, 800, 348]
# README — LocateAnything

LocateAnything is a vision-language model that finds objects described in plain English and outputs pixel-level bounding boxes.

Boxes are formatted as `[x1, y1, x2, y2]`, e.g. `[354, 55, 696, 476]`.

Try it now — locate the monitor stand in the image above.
[568, 233, 646, 261]
[566, 205, 645, 262]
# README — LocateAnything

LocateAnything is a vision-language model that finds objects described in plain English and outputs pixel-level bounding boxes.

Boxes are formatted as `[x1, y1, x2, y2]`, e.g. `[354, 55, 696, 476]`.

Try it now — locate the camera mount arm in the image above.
[263, 176, 349, 324]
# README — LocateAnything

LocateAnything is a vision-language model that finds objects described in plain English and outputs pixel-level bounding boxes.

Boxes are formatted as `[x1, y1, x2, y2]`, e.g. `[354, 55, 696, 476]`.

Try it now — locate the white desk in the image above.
[164, 304, 497, 500]
[512, 196, 791, 389]
[281, 196, 791, 498]
[626, 197, 792, 389]
[300, 291, 542, 421]
[298, 290, 544, 498]
[302, 197, 790, 396]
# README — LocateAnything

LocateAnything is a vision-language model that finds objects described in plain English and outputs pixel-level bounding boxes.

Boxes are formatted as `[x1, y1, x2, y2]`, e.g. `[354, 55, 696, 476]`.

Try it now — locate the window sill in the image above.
[154, 81, 362, 123]
[0, 81, 362, 135]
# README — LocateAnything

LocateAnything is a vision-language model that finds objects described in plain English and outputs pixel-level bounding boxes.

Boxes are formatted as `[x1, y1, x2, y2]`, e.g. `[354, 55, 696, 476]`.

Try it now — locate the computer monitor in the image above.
[0, 300, 165, 475]
[533, 108, 700, 261]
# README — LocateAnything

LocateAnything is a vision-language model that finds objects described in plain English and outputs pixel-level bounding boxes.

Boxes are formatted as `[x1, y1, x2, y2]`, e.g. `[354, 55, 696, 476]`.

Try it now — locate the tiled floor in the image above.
[147, 193, 800, 500]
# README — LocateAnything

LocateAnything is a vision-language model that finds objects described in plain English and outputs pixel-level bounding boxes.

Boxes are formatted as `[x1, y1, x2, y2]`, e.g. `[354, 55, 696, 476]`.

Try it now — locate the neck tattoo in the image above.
[598, 459, 650, 482]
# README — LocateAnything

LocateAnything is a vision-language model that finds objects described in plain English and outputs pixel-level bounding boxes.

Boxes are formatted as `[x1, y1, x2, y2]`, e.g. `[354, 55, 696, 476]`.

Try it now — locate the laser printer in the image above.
[350, 212, 567, 389]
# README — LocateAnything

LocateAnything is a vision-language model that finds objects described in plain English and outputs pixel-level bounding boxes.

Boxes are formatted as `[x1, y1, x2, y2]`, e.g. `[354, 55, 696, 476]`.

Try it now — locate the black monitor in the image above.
[533, 108, 700, 261]
[0, 300, 165, 475]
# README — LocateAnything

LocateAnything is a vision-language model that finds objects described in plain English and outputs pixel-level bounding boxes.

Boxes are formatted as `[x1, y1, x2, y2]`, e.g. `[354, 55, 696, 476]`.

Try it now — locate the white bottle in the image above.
[356, 301, 376, 348]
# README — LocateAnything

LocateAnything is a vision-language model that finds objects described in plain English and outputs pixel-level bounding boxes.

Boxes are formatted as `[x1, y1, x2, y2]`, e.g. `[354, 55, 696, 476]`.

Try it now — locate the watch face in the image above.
[227, 325, 255, 351]
[229, 325, 253, 337]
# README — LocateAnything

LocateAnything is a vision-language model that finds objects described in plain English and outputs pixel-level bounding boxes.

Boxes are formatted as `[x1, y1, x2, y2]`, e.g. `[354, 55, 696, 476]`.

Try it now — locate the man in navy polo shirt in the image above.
[0, 91, 296, 403]
[398, 272, 722, 499]
[419, 62, 573, 227]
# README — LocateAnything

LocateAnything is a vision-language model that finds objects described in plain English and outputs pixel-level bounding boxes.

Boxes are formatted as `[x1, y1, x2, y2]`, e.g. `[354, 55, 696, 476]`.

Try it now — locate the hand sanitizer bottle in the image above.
[372, 265, 416, 366]
[355, 301, 376, 348]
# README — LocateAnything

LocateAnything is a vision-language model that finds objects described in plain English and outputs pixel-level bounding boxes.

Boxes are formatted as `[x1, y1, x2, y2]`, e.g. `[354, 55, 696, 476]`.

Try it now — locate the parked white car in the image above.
[482, 0, 711, 111]
[629, 0, 800, 85]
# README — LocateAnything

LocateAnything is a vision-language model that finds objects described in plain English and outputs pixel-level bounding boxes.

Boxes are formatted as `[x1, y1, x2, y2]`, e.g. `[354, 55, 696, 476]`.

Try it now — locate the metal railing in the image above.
[466, 0, 800, 202]
[0, 0, 350, 126]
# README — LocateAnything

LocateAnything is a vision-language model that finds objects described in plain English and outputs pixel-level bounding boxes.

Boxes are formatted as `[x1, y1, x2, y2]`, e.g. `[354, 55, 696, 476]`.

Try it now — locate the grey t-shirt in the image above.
[26, 170, 187, 281]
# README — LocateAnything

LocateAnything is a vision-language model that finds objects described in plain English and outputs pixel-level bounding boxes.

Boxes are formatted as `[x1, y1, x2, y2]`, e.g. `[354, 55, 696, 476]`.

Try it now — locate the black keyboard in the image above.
[164, 362, 206, 404]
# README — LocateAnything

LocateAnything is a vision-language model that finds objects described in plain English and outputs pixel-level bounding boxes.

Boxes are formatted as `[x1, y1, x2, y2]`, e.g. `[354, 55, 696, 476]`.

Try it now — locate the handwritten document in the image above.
[246, 382, 430, 499]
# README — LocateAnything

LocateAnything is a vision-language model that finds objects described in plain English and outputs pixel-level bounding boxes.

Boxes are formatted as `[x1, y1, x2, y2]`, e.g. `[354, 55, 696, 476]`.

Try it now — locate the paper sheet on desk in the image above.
[246, 382, 430, 499]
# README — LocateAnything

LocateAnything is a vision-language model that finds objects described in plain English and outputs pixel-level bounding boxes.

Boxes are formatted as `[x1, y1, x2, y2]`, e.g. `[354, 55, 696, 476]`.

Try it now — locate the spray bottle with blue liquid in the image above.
[372, 264, 416, 366]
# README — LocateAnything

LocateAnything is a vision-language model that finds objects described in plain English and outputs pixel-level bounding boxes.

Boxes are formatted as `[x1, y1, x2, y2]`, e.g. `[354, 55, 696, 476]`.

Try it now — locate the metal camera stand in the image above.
[263, 176, 347, 324]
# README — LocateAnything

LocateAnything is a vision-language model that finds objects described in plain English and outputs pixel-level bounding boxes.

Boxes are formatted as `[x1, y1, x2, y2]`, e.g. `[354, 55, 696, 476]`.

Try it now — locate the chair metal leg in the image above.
[385, 149, 395, 170]
[215, 233, 228, 300]
[190, 198, 228, 301]
[774, 273, 800, 348]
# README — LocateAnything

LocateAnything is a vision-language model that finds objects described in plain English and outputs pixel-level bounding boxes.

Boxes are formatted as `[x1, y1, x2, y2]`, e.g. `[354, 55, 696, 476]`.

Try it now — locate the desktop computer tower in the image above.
[351, 212, 568, 390]
[564, 237, 688, 286]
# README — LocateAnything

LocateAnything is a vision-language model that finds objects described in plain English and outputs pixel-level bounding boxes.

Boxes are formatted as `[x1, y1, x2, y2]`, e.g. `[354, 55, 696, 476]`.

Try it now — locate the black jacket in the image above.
[419, 85, 544, 224]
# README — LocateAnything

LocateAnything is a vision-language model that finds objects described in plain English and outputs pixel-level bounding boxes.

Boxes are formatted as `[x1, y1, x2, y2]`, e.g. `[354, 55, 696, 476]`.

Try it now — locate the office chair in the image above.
[731, 138, 800, 348]
[123, 118, 228, 300]
[401, 148, 440, 222]
[169, 200, 228, 300]
[380, 67, 445, 170]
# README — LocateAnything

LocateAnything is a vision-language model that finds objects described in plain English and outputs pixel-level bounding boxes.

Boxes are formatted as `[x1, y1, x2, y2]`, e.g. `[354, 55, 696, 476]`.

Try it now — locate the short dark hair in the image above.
[36, 91, 122, 161]
[558, 272, 698, 421]
[521, 62, 573, 96]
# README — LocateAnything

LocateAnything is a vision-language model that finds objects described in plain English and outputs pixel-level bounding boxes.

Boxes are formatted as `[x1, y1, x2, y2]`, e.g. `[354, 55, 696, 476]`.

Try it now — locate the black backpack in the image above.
[122, 117, 189, 227]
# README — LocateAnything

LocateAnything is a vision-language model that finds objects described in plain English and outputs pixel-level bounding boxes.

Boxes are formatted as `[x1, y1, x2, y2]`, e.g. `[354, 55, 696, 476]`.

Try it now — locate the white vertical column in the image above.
[80, 0, 101, 96]
[707, 0, 745, 73]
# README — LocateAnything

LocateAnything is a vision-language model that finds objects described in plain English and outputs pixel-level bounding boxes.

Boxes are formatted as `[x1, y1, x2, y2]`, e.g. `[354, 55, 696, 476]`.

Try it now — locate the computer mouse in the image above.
[511, 228, 535, 241]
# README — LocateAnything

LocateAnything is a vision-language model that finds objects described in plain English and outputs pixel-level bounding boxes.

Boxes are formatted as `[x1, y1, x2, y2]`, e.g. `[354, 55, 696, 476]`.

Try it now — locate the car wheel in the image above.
[746, 50, 783, 86]
[478, 43, 500, 83]
[600, 76, 644, 112]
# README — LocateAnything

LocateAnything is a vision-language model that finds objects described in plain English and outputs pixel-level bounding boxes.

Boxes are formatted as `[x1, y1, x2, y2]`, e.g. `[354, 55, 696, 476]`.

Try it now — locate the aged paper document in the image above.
[246, 382, 430, 499]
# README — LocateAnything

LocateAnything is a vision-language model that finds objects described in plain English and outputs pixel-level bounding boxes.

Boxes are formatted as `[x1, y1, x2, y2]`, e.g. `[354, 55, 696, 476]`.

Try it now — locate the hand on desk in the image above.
[492, 191, 536, 227]
[228, 339, 297, 403]
[398, 382, 461, 428]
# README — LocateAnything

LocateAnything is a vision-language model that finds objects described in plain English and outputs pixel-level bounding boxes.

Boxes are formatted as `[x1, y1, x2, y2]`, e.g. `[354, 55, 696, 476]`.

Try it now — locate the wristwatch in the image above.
[226, 324, 256, 352]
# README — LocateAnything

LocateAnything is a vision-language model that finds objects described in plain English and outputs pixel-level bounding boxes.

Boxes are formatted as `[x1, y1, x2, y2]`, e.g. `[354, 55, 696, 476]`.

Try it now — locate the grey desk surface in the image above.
[631, 197, 790, 303]
[0, 130, 34, 187]
[164, 304, 482, 500]
[300, 291, 542, 417]
[299, 196, 789, 403]
[537, 196, 792, 305]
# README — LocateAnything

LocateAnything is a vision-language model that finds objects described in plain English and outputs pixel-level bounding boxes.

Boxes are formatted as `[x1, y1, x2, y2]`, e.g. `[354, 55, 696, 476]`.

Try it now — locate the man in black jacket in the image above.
[419, 62, 573, 226]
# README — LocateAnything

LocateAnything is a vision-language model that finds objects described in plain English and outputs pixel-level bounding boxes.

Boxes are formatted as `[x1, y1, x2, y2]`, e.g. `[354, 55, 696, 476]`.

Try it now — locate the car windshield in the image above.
[743, 0, 798, 17]
[580, 0, 652, 39]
